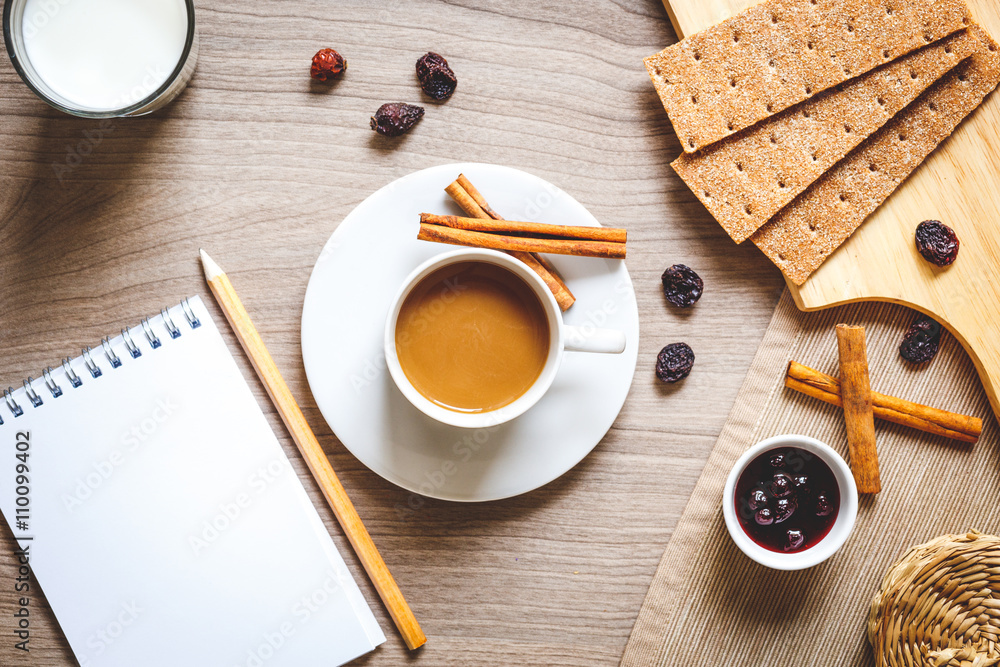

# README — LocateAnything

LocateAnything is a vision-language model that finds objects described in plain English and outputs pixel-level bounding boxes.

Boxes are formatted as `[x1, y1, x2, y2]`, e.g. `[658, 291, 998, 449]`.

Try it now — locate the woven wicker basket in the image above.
[868, 531, 1000, 667]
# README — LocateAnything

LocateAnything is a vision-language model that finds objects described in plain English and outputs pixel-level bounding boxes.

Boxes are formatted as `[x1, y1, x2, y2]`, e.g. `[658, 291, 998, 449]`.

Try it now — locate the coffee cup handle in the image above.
[562, 325, 626, 354]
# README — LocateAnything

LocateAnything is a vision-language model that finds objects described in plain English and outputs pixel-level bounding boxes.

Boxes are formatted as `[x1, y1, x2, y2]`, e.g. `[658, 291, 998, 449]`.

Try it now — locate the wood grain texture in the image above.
[0, 1, 785, 665]
[664, 0, 1000, 423]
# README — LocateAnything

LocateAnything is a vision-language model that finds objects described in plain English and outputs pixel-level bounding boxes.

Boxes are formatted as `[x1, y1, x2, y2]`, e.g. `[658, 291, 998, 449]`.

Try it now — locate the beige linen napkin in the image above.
[621, 290, 999, 667]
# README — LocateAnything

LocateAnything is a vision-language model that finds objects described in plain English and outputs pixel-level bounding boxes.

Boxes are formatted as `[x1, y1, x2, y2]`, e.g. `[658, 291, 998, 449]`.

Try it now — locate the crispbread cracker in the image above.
[646, 0, 972, 153]
[751, 26, 1000, 285]
[672, 30, 978, 244]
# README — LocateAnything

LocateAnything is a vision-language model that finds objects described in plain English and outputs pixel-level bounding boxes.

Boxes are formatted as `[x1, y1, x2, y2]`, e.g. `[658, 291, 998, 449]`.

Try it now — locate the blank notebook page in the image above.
[0, 296, 384, 667]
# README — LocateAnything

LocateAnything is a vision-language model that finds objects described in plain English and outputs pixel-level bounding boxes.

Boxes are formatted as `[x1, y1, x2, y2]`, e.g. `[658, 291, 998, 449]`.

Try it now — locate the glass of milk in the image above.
[3, 0, 197, 117]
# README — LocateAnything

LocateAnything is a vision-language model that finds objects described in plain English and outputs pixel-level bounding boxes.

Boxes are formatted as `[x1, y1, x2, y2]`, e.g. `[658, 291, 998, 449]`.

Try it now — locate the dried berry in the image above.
[773, 497, 796, 524]
[370, 103, 424, 137]
[915, 220, 959, 266]
[899, 315, 942, 364]
[755, 508, 774, 526]
[661, 264, 703, 308]
[770, 472, 794, 498]
[791, 475, 810, 497]
[311, 48, 346, 81]
[784, 529, 805, 551]
[655, 342, 695, 383]
[416, 52, 457, 100]
[814, 494, 834, 517]
[748, 488, 769, 511]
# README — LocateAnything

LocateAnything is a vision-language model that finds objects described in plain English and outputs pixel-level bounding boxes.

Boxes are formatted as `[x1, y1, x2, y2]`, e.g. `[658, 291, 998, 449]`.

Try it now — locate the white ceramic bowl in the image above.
[722, 434, 858, 570]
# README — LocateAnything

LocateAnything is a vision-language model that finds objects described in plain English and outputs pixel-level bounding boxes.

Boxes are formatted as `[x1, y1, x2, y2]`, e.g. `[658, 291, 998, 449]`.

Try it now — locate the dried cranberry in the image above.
[748, 489, 769, 511]
[815, 494, 834, 517]
[416, 52, 457, 100]
[915, 220, 959, 266]
[311, 48, 346, 81]
[755, 508, 774, 526]
[773, 497, 796, 524]
[784, 529, 805, 551]
[661, 264, 703, 308]
[655, 343, 694, 383]
[899, 315, 942, 364]
[792, 475, 810, 497]
[370, 103, 424, 137]
[769, 472, 794, 498]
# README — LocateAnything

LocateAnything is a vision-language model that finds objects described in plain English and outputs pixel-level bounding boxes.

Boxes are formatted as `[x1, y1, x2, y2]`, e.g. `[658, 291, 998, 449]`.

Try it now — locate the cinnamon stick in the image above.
[418, 223, 627, 260]
[421, 213, 627, 244]
[785, 361, 981, 444]
[455, 174, 501, 220]
[508, 250, 574, 306]
[444, 180, 487, 220]
[444, 179, 576, 311]
[835, 325, 881, 494]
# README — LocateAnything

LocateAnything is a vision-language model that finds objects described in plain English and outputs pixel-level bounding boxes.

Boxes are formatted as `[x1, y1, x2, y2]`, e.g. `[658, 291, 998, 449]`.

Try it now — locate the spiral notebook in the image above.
[0, 296, 385, 666]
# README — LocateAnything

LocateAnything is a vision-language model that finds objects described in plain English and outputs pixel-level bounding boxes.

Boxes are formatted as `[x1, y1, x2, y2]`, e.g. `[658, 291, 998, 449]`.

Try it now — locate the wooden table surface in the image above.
[0, 1, 786, 664]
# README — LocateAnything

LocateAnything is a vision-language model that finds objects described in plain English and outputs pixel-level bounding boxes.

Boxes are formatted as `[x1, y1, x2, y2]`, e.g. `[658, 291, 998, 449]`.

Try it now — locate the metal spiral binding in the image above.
[42, 367, 63, 398]
[161, 309, 182, 339]
[141, 318, 162, 349]
[4, 389, 23, 418]
[102, 337, 122, 369]
[23, 378, 42, 408]
[2, 301, 201, 421]
[62, 359, 82, 388]
[82, 347, 102, 378]
[181, 298, 201, 329]
[121, 327, 142, 359]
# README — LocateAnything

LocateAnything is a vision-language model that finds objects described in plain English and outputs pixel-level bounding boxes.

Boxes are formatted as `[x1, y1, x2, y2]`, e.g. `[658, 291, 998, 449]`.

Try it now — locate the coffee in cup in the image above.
[394, 261, 549, 413]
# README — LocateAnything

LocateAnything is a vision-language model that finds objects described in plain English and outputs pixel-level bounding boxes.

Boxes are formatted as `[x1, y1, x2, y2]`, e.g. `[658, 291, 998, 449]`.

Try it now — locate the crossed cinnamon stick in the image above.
[442, 175, 578, 310]
[785, 360, 982, 444]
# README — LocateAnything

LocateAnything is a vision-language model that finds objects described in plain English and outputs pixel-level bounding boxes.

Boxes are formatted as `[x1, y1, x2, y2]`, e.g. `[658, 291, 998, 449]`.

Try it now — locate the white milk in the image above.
[21, 0, 188, 111]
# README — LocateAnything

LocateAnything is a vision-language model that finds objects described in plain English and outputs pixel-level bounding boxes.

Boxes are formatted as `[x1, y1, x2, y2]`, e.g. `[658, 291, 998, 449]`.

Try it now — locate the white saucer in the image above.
[300, 163, 639, 502]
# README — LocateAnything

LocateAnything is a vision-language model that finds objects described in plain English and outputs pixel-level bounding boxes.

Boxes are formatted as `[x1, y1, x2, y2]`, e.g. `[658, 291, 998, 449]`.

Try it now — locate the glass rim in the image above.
[2, 0, 197, 118]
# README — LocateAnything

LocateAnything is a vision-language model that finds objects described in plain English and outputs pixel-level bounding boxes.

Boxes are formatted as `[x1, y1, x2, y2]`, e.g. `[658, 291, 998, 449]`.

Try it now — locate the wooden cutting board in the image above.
[661, 0, 1000, 420]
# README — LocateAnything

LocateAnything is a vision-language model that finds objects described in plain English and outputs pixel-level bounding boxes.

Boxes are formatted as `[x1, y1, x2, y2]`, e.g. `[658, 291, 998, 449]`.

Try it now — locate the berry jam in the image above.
[734, 447, 839, 553]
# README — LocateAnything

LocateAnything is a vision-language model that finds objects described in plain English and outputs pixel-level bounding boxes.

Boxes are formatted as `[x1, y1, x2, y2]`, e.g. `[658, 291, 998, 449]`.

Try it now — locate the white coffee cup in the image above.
[722, 434, 858, 571]
[384, 248, 626, 428]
